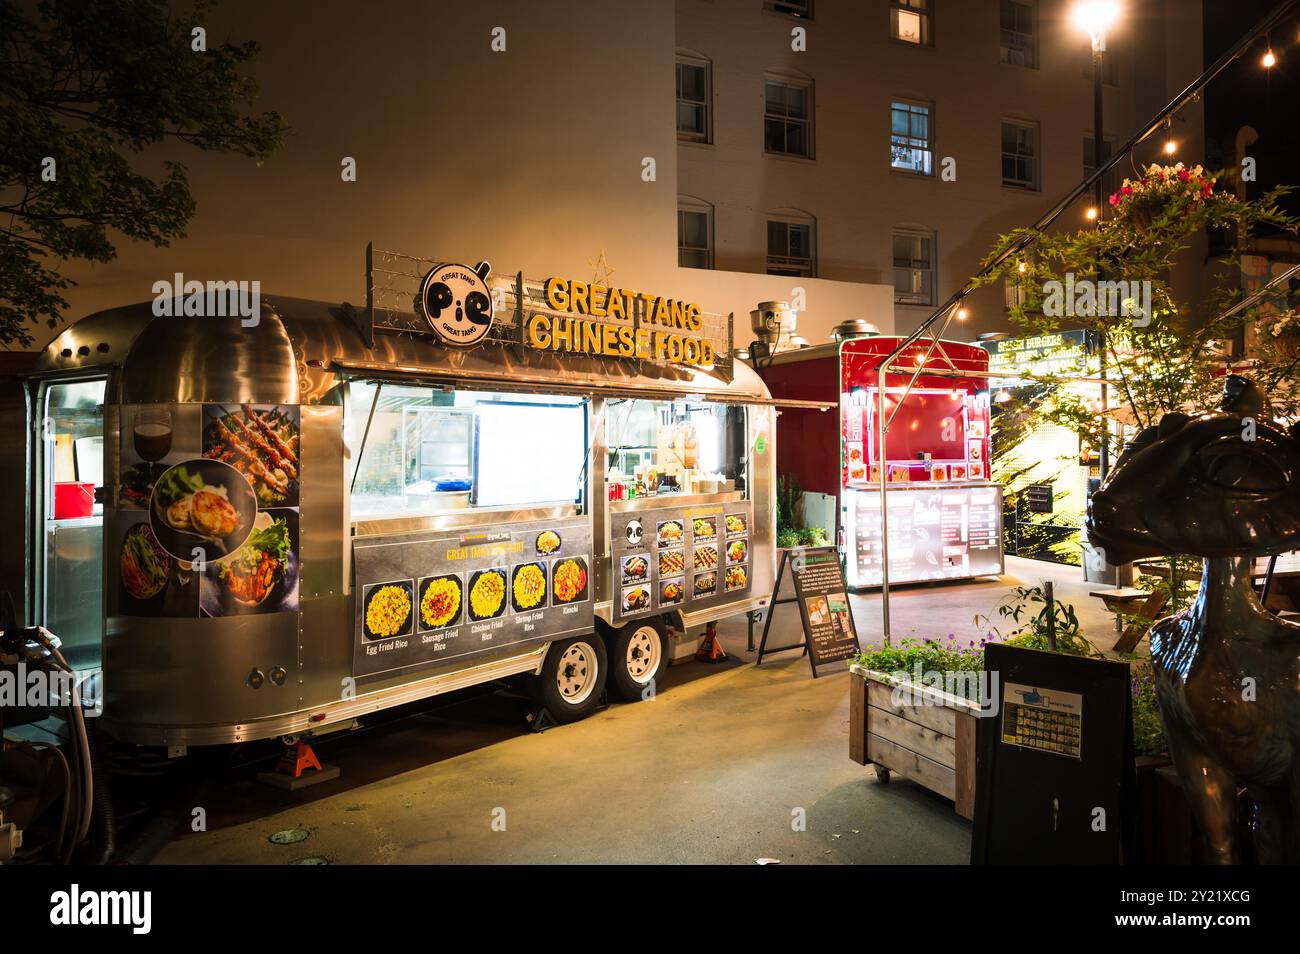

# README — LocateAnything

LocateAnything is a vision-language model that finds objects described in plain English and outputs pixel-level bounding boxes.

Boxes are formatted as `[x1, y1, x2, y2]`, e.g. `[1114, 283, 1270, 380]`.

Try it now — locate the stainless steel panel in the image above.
[353, 504, 581, 538]
[120, 311, 298, 405]
[749, 406, 777, 602]
[300, 405, 344, 601]
[608, 491, 744, 514]
[103, 611, 301, 728]
[297, 403, 351, 710]
[44, 520, 102, 669]
[100, 640, 549, 746]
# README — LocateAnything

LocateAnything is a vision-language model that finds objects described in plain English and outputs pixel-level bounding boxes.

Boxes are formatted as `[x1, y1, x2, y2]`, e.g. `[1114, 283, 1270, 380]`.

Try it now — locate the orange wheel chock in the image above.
[277, 741, 324, 779]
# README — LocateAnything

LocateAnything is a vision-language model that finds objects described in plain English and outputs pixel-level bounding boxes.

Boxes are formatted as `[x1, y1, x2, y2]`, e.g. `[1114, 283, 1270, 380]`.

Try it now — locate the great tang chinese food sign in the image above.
[525, 277, 717, 370]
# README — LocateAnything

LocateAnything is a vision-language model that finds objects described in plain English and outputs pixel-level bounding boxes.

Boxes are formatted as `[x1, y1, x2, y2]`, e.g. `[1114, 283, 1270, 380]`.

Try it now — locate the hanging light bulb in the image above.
[956, 306, 969, 321]
[1017, 260, 1027, 274]
[1086, 206, 1098, 221]
[1163, 138, 1177, 155]
[1263, 48, 1277, 68]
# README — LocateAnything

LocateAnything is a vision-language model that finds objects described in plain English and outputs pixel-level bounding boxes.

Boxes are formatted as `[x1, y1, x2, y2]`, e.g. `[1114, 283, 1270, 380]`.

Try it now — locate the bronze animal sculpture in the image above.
[1087, 376, 1300, 864]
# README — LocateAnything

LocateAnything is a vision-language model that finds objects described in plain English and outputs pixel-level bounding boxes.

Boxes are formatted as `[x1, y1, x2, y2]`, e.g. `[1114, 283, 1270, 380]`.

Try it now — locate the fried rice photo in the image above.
[553, 558, 588, 603]
[470, 570, 506, 619]
[366, 584, 411, 639]
[512, 564, 547, 610]
[420, 577, 461, 629]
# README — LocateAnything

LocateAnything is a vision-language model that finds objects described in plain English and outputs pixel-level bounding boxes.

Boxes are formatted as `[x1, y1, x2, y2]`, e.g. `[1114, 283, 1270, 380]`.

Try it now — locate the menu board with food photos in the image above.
[610, 499, 753, 623]
[352, 515, 593, 679]
[113, 402, 301, 619]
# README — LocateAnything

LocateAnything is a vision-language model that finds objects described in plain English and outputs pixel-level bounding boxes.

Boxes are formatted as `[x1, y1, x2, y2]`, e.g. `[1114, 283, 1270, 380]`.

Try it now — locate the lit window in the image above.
[1001, 120, 1039, 190]
[678, 202, 713, 269]
[893, 229, 935, 305]
[764, 78, 813, 158]
[999, 0, 1036, 67]
[890, 100, 932, 175]
[767, 217, 815, 277]
[676, 56, 710, 143]
[890, 0, 931, 45]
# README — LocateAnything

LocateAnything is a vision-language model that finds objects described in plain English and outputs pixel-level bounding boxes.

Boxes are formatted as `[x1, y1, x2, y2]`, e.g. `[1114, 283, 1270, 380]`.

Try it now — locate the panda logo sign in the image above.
[625, 519, 644, 547]
[418, 261, 494, 346]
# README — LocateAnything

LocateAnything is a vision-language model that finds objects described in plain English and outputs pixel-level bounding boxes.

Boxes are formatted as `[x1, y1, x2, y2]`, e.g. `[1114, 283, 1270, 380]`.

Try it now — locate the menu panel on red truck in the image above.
[844, 484, 1003, 587]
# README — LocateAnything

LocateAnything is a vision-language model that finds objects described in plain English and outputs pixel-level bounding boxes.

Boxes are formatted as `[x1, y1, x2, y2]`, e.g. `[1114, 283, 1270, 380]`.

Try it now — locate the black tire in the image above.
[528, 634, 608, 724]
[602, 617, 670, 702]
[874, 765, 891, 783]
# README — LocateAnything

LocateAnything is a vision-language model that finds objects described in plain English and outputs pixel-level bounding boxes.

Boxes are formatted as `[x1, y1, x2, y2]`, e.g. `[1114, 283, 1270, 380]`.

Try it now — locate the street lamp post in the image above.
[1073, 1, 1121, 485]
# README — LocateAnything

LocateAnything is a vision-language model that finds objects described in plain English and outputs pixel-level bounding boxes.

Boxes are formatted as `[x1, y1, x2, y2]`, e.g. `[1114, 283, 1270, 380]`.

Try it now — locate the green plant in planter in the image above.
[775, 473, 830, 549]
[976, 585, 1099, 658]
[777, 473, 801, 535]
[1130, 666, 1166, 758]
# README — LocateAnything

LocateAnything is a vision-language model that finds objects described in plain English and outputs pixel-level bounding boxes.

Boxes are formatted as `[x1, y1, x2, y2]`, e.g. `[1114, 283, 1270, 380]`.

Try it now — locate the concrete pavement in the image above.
[155, 556, 1120, 865]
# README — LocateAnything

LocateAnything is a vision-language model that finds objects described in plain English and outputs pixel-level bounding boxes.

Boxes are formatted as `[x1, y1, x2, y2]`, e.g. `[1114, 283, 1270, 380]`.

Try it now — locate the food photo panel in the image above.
[200, 508, 300, 617]
[202, 403, 301, 509]
[361, 580, 415, 641]
[551, 556, 590, 605]
[417, 574, 464, 633]
[510, 562, 549, 614]
[118, 403, 202, 510]
[117, 516, 200, 618]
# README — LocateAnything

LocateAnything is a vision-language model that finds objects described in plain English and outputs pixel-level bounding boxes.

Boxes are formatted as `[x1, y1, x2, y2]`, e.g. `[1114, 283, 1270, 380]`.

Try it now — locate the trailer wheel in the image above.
[603, 617, 669, 702]
[529, 635, 607, 723]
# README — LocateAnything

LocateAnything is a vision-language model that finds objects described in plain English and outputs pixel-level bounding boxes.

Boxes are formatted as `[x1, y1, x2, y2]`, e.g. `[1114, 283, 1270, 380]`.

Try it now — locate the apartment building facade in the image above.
[40, 0, 1206, 355]
[47, 0, 893, 354]
[674, 0, 1206, 339]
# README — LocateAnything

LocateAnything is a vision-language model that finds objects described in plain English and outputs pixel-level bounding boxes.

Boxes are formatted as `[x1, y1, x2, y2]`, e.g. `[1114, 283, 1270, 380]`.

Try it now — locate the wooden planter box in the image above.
[848, 665, 979, 820]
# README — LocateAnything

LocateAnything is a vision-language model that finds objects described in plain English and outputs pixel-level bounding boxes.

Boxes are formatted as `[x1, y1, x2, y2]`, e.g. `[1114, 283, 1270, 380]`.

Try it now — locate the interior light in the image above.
[1264, 49, 1277, 68]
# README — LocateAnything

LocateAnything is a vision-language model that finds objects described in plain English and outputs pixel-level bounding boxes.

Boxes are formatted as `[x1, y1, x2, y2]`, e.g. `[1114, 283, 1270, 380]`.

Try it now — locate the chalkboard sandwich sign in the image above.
[757, 546, 861, 677]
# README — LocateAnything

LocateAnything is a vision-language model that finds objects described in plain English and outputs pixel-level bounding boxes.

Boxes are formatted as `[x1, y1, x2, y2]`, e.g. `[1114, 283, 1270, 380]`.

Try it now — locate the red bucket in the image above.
[53, 481, 95, 519]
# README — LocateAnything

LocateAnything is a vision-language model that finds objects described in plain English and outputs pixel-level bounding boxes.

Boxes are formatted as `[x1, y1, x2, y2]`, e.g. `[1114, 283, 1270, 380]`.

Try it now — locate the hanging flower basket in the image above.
[1108, 163, 1218, 234]
[1268, 310, 1300, 358]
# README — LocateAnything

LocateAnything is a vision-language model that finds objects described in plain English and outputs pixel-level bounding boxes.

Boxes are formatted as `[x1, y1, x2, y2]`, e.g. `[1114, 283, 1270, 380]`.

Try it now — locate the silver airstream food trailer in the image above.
[4, 251, 781, 747]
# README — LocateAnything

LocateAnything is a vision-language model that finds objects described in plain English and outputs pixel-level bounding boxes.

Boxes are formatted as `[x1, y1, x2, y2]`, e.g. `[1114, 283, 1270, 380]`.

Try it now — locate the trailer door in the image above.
[36, 378, 106, 668]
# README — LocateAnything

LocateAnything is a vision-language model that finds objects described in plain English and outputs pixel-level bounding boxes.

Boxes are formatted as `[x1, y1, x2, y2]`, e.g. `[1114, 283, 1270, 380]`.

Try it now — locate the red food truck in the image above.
[757, 333, 1003, 589]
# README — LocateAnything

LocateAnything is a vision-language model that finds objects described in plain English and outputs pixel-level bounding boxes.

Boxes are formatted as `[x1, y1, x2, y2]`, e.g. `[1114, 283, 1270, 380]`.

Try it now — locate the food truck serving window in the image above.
[347, 382, 588, 518]
[605, 398, 748, 498]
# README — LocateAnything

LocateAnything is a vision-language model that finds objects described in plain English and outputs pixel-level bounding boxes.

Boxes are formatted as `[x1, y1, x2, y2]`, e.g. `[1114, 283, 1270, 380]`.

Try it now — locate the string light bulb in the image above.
[1086, 206, 1098, 221]
[1263, 49, 1277, 68]
[1163, 138, 1177, 155]
[1017, 260, 1027, 274]
[956, 306, 969, 321]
